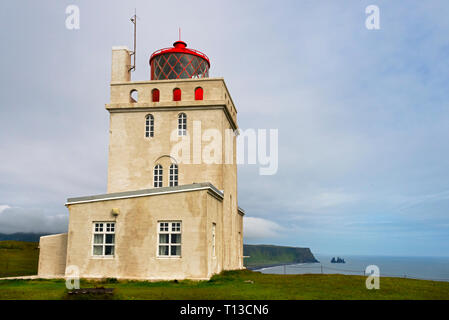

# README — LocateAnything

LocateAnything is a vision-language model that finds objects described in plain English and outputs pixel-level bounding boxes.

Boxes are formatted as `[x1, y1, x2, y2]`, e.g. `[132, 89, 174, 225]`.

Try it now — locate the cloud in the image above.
[243, 217, 284, 240]
[0, 206, 68, 234]
[0, 205, 11, 214]
[289, 191, 359, 212]
[1, 1, 449, 255]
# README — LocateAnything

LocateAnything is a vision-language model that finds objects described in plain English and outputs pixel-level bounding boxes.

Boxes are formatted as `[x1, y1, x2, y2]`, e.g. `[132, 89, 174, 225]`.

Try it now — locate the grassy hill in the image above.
[244, 244, 318, 269]
[0, 241, 39, 278]
[0, 233, 49, 242]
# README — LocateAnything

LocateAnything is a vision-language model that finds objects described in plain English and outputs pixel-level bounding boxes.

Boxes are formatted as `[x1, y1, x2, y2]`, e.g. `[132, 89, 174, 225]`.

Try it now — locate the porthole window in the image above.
[130, 89, 138, 103]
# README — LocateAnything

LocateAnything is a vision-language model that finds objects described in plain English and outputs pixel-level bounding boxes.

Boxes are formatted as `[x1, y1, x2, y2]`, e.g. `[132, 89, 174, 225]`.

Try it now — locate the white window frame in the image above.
[169, 164, 178, 187]
[157, 221, 182, 258]
[92, 222, 115, 258]
[178, 113, 187, 136]
[145, 114, 154, 138]
[154, 164, 163, 188]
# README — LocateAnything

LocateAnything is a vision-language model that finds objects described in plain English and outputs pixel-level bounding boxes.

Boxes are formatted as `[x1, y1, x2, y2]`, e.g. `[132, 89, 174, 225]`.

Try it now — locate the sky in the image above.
[1, 0, 449, 257]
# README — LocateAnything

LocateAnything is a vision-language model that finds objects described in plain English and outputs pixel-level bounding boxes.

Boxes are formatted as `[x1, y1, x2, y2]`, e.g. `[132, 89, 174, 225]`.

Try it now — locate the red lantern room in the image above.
[149, 40, 210, 80]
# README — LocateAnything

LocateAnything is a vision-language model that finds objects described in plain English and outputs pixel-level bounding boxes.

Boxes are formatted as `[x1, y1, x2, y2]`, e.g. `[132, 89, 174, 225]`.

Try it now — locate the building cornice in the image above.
[65, 183, 224, 206]
[106, 103, 238, 131]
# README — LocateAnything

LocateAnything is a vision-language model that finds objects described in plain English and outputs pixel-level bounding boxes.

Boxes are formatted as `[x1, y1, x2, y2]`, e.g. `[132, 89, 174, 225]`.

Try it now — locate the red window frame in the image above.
[152, 89, 160, 102]
[173, 88, 181, 101]
[195, 87, 203, 101]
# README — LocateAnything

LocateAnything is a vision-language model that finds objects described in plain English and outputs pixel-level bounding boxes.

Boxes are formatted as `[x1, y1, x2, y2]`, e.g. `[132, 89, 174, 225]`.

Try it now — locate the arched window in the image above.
[169, 164, 178, 187]
[145, 114, 154, 138]
[154, 164, 163, 188]
[152, 89, 160, 102]
[130, 89, 138, 103]
[178, 113, 187, 136]
[195, 87, 203, 100]
[173, 88, 181, 101]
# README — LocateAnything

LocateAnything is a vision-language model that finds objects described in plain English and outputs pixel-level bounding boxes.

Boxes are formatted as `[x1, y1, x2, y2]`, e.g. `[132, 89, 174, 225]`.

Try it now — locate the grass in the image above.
[1, 240, 448, 300]
[0, 270, 449, 300]
[0, 241, 39, 278]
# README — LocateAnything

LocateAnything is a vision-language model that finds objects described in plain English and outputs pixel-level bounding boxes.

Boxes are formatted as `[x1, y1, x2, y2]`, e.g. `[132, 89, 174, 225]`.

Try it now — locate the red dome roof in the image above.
[149, 40, 210, 80]
[149, 41, 210, 67]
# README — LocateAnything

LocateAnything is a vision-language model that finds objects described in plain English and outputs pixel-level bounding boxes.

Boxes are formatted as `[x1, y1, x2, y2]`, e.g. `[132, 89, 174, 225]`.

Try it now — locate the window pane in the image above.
[105, 234, 115, 244]
[94, 234, 103, 244]
[171, 245, 181, 256]
[159, 245, 169, 256]
[172, 223, 181, 232]
[171, 234, 181, 244]
[93, 245, 103, 255]
[159, 234, 169, 244]
[105, 245, 115, 255]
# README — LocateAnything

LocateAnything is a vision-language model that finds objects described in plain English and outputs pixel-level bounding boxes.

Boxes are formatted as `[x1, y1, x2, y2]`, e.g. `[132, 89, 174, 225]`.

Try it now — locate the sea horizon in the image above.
[315, 253, 449, 259]
[256, 254, 449, 282]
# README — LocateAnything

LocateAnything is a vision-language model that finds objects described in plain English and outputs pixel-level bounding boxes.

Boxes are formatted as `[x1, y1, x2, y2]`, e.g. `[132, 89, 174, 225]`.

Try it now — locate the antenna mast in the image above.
[129, 10, 137, 72]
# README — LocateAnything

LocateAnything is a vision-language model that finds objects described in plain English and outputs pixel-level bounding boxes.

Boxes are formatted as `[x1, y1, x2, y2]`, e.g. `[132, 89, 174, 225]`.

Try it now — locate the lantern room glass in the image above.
[151, 53, 209, 80]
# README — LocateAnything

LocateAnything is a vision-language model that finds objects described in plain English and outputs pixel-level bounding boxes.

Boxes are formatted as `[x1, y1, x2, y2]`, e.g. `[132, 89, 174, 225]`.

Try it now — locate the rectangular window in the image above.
[145, 115, 154, 138]
[154, 165, 163, 188]
[169, 164, 178, 187]
[92, 222, 115, 257]
[158, 221, 181, 257]
[178, 114, 187, 136]
[212, 223, 216, 257]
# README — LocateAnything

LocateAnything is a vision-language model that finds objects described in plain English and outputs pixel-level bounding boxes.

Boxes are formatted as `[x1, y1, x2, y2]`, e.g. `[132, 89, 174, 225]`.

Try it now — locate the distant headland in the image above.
[243, 244, 319, 269]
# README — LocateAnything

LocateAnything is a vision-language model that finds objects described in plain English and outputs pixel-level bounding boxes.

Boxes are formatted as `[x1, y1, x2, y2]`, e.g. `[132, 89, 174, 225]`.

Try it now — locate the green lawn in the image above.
[1, 270, 448, 300]
[1, 240, 448, 300]
[0, 241, 39, 278]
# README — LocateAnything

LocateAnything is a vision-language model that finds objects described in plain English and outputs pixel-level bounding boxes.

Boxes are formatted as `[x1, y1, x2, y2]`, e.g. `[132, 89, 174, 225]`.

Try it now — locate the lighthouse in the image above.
[37, 37, 245, 281]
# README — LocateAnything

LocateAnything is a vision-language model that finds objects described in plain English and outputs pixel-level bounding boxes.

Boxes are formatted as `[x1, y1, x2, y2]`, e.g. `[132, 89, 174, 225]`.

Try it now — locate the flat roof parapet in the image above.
[66, 182, 223, 206]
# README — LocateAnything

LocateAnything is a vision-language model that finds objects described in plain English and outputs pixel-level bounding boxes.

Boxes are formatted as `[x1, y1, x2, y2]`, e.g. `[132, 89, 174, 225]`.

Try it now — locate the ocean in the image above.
[256, 254, 449, 282]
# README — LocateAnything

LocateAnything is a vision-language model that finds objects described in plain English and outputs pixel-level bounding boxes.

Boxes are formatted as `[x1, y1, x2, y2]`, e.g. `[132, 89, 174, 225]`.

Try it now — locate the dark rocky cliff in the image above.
[243, 244, 319, 269]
